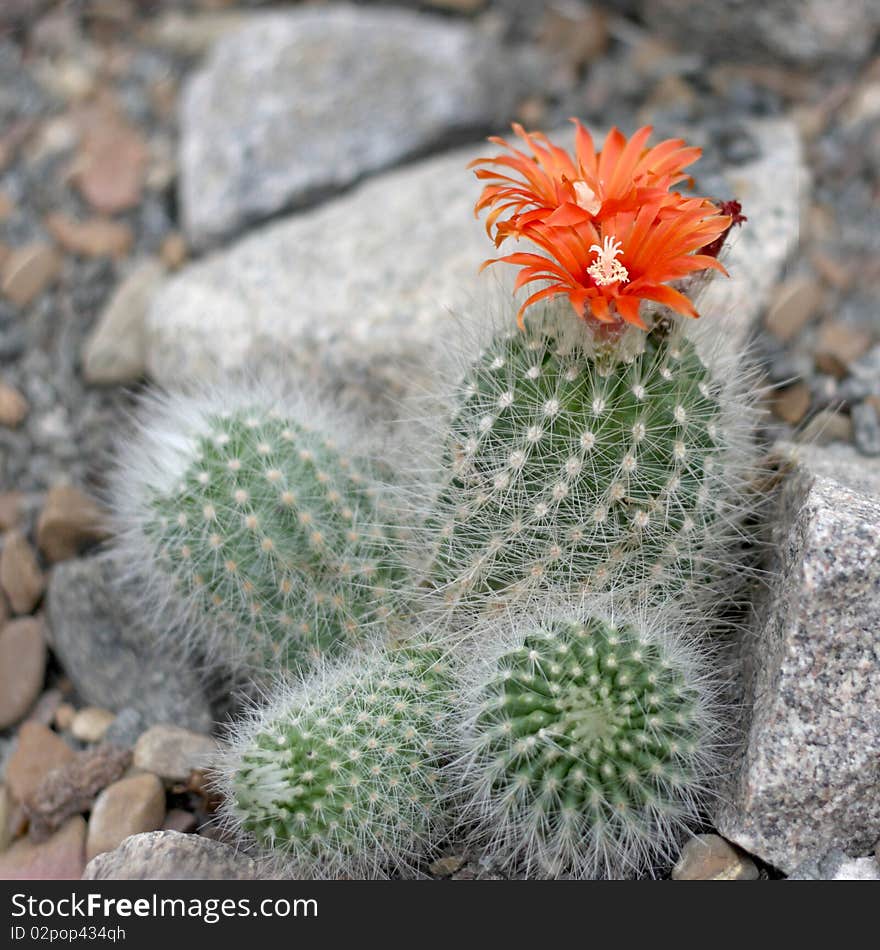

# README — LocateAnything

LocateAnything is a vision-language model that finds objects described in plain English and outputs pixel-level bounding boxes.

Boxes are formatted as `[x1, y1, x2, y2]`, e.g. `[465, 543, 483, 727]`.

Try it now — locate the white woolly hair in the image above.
[106, 370, 404, 679]
[387, 269, 771, 626]
[444, 592, 733, 880]
[210, 634, 455, 880]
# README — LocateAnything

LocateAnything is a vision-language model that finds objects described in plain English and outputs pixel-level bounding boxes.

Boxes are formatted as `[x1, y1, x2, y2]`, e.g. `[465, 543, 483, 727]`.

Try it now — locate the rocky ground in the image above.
[0, 0, 878, 881]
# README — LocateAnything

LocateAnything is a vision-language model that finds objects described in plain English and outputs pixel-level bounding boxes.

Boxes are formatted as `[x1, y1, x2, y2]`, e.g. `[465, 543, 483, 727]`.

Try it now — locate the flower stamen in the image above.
[587, 236, 629, 287]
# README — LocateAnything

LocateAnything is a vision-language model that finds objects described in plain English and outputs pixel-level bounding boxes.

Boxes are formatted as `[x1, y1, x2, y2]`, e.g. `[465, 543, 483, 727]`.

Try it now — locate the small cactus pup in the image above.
[216, 635, 452, 878]
[111, 381, 406, 673]
[448, 602, 725, 878]
[420, 121, 754, 611]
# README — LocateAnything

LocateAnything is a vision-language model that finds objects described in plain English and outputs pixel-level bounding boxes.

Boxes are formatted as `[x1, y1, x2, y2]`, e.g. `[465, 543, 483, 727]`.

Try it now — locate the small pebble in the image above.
[814, 320, 872, 378]
[797, 410, 854, 445]
[0, 815, 86, 880]
[53, 703, 76, 732]
[36, 485, 110, 563]
[5, 722, 75, 806]
[133, 725, 216, 784]
[0, 381, 29, 428]
[429, 854, 466, 877]
[44, 212, 133, 259]
[672, 834, 759, 881]
[0, 493, 24, 532]
[0, 618, 47, 729]
[159, 232, 188, 270]
[764, 274, 823, 342]
[0, 243, 61, 307]
[70, 707, 115, 744]
[771, 383, 811, 424]
[0, 531, 45, 614]
[86, 773, 166, 861]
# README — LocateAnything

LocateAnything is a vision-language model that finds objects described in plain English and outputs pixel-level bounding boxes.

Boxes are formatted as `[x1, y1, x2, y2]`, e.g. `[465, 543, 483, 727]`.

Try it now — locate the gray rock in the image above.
[45, 556, 213, 734]
[103, 708, 148, 750]
[82, 830, 262, 881]
[180, 5, 541, 247]
[635, 0, 880, 65]
[716, 442, 880, 873]
[148, 117, 805, 415]
[839, 345, 880, 403]
[852, 400, 880, 456]
[788, 848, 880, 881]
[81, 259, 164, 386]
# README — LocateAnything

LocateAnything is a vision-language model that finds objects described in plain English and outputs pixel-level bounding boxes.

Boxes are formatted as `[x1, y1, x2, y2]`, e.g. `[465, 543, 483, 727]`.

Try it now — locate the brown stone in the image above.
[5, 722, 75, 806]
[0, 380, 29, 428]
[797, 410, 854, 446]
[815, 321, 872, 377]
[0, 531, 45, 614]
[0, 191, 12, 220]
[765, 275, 823, 342]
[0, 816, 86, 880]
[672, 834, 759, 881]
[24, 744, 132, 841]
[811, 251, 852, 290]
[45, 212, 133, 259]
[86, 773, 166, 861]
[160, 232, 188, 270]
[772, 383, 812, 425]
[54, 702, 76, 731]
[70, 707, 115, 744]
[71, 100, 148, 214]
[36, 485, 110, 562]
[133, 725, 216, 784]
[0, 492, 24, 531]
[0, 618, 47, 729]
[0, 243, 61, 307]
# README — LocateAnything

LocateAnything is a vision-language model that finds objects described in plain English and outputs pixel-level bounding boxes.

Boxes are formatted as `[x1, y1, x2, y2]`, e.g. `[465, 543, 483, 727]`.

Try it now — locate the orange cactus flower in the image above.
[471, 120, 703, 246]
[482, 197, 731, 330]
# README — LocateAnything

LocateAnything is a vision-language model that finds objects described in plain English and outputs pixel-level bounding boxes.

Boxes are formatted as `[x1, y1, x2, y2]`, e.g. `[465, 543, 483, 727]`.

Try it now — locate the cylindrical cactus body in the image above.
[217, 638, 451, 878]
[423, 307, 751, 612]
[112, 386, 405, 672]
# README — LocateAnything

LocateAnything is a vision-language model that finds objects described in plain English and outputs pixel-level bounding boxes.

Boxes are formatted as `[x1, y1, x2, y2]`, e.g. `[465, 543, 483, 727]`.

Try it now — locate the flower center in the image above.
[587, 236, 629, 287]
[572, 179, 601, 216]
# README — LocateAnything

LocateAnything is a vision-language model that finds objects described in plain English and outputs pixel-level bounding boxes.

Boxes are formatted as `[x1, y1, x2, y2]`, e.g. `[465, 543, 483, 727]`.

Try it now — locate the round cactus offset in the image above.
[451, 608, 723, 878]
[424, 310, 748, 610]
[218, 639, 451, 878]
[113, 388, 405, 672]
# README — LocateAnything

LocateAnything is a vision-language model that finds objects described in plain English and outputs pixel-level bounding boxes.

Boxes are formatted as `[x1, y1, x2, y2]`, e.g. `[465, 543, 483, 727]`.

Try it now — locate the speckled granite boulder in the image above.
[180, 5, 543, 247]
[82, 831, 261, 881]
[632, 0, 880, 65]
[788, 848, 880, 881]
[45, 556, 213, 734]
[716, 443, 880, 873]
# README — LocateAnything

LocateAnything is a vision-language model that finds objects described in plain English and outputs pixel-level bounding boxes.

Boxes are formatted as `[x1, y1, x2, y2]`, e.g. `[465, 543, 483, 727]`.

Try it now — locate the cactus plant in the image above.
[448, 602, 725, 878]
[418, 303, 758, 613]
[111, 384, 405, 672]
[215, 636, 452, 878]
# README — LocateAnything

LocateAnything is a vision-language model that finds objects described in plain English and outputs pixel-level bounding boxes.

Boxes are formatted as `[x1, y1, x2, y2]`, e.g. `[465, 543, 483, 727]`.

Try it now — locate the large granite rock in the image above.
[148, 117, 805, 417]
[629, 0, 880, 65]
[45, 556, 213, 734]
[82, 831, 262, 881]
[716, 443, 880, 873]
[180, 5, 542, 247]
